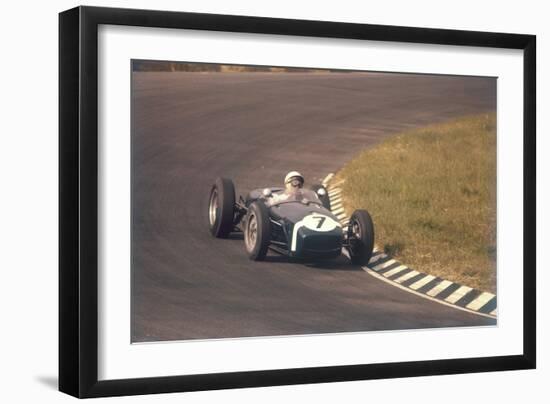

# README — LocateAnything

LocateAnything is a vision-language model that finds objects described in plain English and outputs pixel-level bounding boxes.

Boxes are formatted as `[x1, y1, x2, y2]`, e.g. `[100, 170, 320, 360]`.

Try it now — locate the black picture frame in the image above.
[59, 5, 536, 398]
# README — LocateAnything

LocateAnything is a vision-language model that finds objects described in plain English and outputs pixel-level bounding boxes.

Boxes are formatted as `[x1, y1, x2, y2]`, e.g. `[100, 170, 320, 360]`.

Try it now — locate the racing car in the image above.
[207, 177, 375, 264]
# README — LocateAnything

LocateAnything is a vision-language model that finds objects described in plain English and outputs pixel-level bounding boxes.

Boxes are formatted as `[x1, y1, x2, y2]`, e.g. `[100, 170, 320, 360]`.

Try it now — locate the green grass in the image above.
[336, 114, 497, 293]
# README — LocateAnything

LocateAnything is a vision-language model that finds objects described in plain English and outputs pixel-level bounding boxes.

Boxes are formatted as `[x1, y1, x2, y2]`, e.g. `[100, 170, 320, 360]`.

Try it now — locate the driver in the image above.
[284, 171, 304, 193]
[269, 171, 305, 204]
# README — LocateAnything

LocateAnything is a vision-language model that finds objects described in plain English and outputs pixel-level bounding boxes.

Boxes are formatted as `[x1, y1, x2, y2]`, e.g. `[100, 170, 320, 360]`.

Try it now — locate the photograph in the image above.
[131, 60, 498, 343]
[0, 0, 538, 401]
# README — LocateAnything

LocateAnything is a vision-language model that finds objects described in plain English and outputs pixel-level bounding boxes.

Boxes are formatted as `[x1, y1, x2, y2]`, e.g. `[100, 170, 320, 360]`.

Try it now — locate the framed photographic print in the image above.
[59, 6, 536, 398]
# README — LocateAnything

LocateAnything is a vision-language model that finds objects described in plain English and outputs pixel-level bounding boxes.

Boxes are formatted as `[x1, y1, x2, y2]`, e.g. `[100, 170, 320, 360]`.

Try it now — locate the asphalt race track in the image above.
[132, 71, 497, 342]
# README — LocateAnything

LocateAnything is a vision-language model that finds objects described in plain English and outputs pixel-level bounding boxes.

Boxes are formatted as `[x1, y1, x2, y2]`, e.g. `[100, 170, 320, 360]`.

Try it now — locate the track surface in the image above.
[132, 71, 497, 342]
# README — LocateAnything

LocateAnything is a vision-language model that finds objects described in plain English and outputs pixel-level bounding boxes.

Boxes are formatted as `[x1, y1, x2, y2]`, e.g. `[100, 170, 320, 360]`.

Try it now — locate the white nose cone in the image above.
[302, 213, 339, 232]
[290, 213, 341, 252]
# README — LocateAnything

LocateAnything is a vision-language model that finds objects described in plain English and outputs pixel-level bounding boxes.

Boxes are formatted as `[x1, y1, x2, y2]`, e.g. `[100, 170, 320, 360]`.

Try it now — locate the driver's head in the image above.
[284, 171, 304, 192]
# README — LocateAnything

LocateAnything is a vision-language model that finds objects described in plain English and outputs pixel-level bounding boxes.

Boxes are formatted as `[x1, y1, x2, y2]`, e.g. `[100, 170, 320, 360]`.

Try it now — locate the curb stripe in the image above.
[373, 260, 401, 273]
[433, 282, 461, 300]
[322, 173, 334, 186]
[381, 265, 408, 278]
[376, 262, 403, 274]
[372, 259, 397, 271]
[369, 253, 387, 264]
[454, 289, 482, 308]
[466, 292, 495, 311]
[394, 270, 420, 284]
[371, 254, 399, 272]
[387, 267, 414, 281]
[426, 280, 453, 297]
[409, 274, 436, 290]
[375, 262, 405, 275]
[415, 277, 444, 294]
[400, 272, 428, 288]
[361, 265, 497, 320]
[329, 179, 345, 187]
[444, 285, 473, 304]
[477, 296, 497, 314]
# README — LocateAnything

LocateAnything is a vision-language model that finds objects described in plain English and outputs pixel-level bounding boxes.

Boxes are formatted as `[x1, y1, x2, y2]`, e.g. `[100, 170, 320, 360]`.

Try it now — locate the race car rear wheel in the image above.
[208, 177, 236, 238]
[348, 209, 375, 265]
[244, 201, 271, 261]
[311, 184, 331, 211]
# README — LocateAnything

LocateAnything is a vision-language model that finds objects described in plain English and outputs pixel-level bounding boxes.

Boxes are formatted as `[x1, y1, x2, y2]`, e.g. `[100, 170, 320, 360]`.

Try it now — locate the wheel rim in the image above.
[208, 189, 218, 226]
[245, 213, 258, 251]
[352, 219, 362, 239]
[349, 218, 362, 256]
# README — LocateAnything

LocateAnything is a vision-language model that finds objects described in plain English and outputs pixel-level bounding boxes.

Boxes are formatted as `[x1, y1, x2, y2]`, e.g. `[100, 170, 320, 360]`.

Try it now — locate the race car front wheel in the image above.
[244, 201, 271, 261]
[348, 209, 375, 265]
[208, 177, 236, 238]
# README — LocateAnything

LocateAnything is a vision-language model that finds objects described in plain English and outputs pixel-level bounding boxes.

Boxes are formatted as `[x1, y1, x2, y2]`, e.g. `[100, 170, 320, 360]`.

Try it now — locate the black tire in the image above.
[244, 201, 271, 261]
[208, 177, 236, 238]
[311, 184, 331, 211]
[348, 209, 375, 265]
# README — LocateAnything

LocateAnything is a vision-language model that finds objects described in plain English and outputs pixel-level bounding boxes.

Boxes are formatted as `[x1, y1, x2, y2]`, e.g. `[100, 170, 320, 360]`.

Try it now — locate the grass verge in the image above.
[336, 113, 497, 293]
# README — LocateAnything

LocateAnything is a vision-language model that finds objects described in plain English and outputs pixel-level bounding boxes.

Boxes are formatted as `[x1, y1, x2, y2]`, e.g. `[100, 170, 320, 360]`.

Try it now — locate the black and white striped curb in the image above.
[322, 173, 497, 319]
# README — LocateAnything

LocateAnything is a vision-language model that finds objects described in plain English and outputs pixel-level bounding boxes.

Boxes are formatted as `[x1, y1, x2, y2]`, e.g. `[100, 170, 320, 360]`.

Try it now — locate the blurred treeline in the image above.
[132, 60, 340, 73]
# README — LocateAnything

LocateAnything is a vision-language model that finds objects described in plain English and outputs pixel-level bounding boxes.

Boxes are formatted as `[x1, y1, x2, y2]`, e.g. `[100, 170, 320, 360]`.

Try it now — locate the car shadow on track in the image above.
[304, 258, 362, 272]
[263, 253, 362, 271]
[226, 232, 245, 240]
[226, 232, 362, 271]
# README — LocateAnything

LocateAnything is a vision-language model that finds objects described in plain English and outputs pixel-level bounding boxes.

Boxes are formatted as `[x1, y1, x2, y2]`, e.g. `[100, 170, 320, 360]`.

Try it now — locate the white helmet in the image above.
[284, 171, 304, 185]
